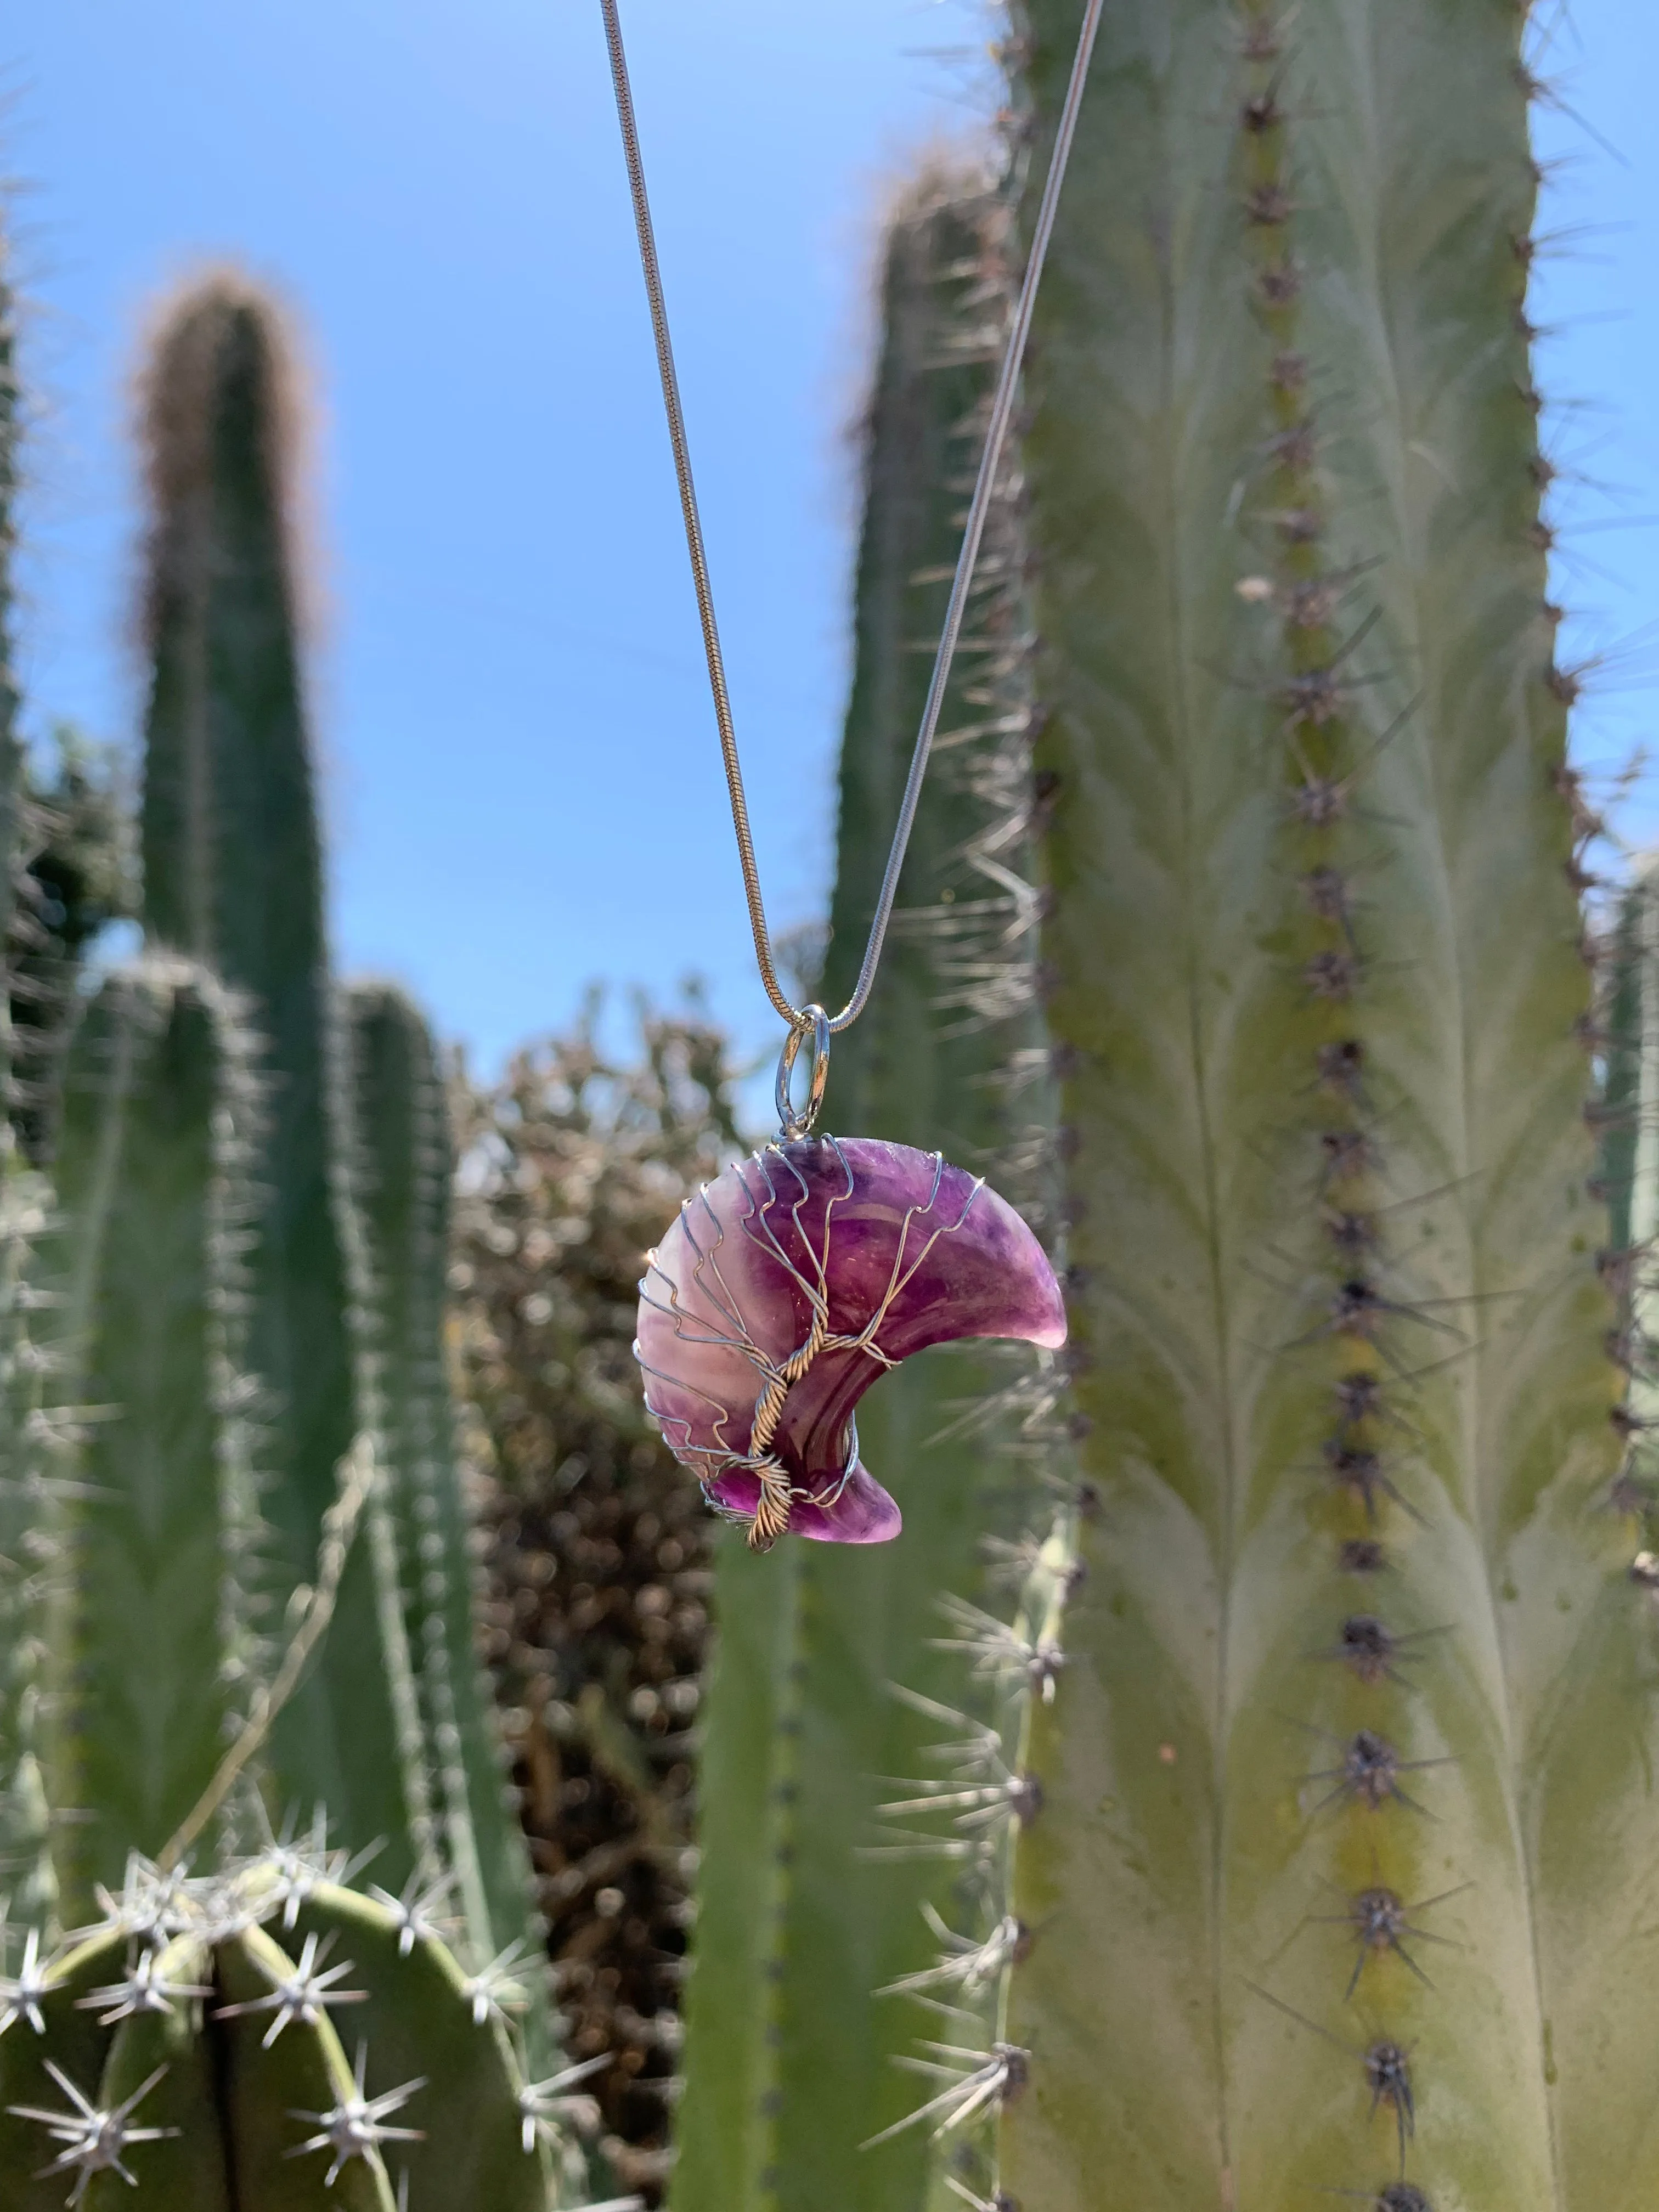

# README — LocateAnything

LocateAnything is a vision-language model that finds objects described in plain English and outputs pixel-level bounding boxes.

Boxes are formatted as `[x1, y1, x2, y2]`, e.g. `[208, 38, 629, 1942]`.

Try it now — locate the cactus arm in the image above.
[342, 986, 544, 1993]
[338, 988, 444, 1905]
[137, 275, 350, 1547]
[44, 964, 265, 1909]
[0, 226, 16, 878]
[977, 2, 1623, 2206]
[1533, 850, 1659, 2196]
[0, 228, 19, 974]
[673, 176, 1045, 2212]
[1596, 870, 1651, 1258]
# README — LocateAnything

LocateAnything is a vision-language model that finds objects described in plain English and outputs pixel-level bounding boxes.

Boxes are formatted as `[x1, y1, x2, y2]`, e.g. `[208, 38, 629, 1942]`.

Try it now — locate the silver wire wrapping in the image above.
[634, 1136, 1066, 1551]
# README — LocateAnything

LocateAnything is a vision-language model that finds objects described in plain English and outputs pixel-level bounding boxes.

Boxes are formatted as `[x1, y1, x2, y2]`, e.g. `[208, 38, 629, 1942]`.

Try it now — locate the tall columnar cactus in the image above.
[138, 274, 346, 1566]
[135, 276, 403, 1866]
[672, 171, 1055, 2212]
[130, 273, 535, 1959]
[1599, 859, 1655, 1263]
[907, 3, 1625, 2207]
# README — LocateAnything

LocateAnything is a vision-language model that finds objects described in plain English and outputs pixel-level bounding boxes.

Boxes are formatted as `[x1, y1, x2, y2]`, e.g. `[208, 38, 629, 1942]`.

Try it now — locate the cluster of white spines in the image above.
[0, 1838, 633, 2204]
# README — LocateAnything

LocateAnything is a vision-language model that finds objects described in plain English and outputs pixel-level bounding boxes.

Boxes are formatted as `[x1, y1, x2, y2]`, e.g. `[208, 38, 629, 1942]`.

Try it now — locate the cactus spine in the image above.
[672, 171, 1051, 2212]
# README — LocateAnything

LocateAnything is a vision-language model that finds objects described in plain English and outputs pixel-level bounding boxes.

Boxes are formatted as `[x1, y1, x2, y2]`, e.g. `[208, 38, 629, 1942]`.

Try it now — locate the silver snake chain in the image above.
[598, 0, 1104, 1042]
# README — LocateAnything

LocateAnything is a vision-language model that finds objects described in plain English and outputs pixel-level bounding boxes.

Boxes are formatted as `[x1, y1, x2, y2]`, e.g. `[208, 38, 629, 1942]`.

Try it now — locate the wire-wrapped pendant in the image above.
[634, 1133, 1065, 1550]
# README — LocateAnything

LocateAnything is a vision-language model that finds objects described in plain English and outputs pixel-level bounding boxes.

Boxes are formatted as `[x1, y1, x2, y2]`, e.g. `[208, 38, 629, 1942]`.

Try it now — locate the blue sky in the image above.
[6, 0, 1656, 1077]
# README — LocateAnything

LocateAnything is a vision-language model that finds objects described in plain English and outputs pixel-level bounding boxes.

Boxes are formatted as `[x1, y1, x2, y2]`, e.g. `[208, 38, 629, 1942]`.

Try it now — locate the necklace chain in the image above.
[599, 0, 1103, 1039]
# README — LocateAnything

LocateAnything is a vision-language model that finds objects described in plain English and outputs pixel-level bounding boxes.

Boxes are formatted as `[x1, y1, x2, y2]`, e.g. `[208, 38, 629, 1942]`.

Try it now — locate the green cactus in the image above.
[0, 256, 589, 2202]
[670, 170, 1053, 2212]
[342, 983, 535, 1989]
[134, 273, 409, 1870]
[42, 959, 266, 1905]
[1598, 860, 1652, 1265]
[848, 3, 1631, 2207]
[128, 272, 537, 1961]
[0, 1853, 584, 2210]
[137, 273, 345, 1554]
[1, 957, 583, 2202]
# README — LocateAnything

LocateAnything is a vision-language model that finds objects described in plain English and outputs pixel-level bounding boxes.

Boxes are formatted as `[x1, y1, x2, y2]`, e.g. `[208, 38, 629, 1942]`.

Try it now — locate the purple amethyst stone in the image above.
[633, 1135, 1066, 1548]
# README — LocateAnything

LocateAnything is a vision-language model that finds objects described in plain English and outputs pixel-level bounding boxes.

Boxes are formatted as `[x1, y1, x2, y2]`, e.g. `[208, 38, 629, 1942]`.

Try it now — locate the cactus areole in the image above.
[634, 1135, 1065, 1549]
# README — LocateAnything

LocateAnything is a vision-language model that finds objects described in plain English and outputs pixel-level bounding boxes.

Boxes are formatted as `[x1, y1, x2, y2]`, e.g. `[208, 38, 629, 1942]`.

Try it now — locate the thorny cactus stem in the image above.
[342, 983, 548, 2036]
[43, 960, 266, 1908]
[0, 212, 576, 2212]
[134, 274, 403, 1864]
[867, 2, 1638, 2207]
[671, 170, 1053, 2212]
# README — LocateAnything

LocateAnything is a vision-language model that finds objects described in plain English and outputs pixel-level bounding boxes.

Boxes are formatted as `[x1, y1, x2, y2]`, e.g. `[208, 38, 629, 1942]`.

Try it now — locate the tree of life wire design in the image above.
[635, 1137, 985, 1549]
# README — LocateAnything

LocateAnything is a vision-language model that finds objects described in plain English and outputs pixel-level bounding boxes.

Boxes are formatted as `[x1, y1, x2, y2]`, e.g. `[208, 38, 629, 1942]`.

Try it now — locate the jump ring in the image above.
[775, 1004, 831, 1140]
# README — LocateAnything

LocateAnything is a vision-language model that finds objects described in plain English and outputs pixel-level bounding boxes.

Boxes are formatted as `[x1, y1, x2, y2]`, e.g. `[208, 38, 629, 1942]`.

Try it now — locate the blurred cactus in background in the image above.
[455, 998, 742, 2204]
[44, 956, 268, 1900]
[668, 165, 1057, 2212]
[134, 277, 420, 1883]
[117, 269, 541, 1960]
[0, 196, 62, 1930]
[0, 257, 599, 2204]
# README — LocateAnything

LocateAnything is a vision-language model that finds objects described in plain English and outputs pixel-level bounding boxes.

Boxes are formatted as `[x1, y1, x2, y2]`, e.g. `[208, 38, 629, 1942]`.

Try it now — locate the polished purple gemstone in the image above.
[633, 1135, 1065, 1548]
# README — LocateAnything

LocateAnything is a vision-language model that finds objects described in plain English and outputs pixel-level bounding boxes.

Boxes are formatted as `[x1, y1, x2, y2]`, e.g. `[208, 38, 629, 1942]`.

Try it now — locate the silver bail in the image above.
[775, 1004, 831, 1140]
